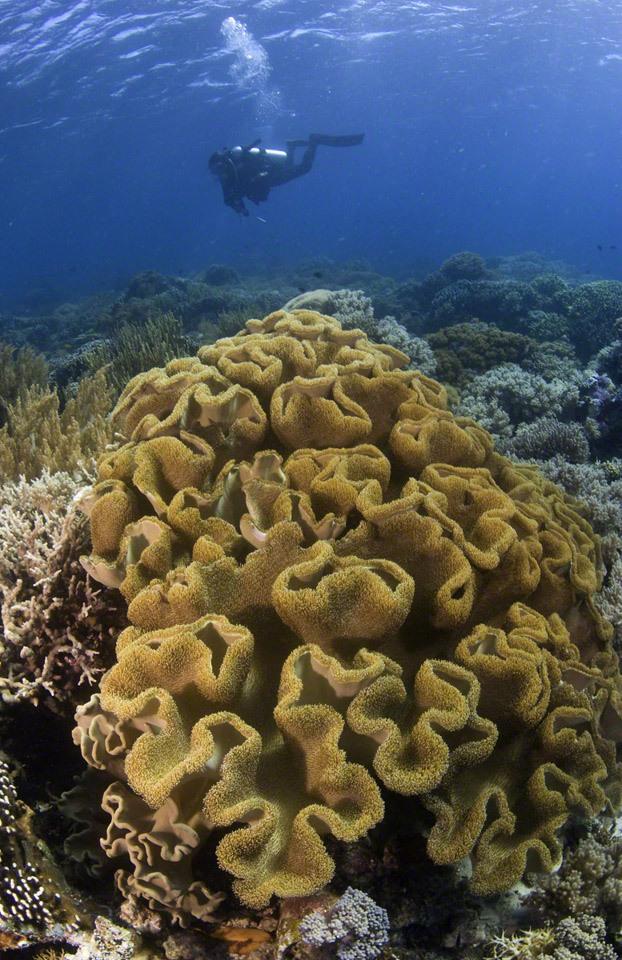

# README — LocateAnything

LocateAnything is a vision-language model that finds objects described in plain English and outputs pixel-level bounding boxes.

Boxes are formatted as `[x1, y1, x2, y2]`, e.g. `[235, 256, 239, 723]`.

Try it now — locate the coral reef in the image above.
[438, 251, 490, 283]
[0, 471, 123, 710]
[72, 916, 136, 960]
[532, 458, 622, 651]
[426, 278, 534, 332]
[68, 309, 622, 927]
[455, 363, 582, 450]
[567, 280, 622, 360]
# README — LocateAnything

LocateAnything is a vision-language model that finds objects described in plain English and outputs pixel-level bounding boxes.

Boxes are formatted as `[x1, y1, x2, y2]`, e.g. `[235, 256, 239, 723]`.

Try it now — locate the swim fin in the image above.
[308, 133, 365, 147]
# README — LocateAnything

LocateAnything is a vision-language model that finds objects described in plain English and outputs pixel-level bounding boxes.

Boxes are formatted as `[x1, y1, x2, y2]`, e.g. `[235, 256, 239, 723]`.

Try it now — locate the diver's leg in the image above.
[281, 141, 317, 181]
[309, 133, 365, 147]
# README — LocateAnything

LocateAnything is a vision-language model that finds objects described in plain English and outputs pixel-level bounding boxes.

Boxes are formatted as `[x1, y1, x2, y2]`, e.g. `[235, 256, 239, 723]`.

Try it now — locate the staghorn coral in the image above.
[0, 471, 123, 710]
[487, 915, 617, 960]
[72, 309, 622, 923]
[487, 927, 556, 959]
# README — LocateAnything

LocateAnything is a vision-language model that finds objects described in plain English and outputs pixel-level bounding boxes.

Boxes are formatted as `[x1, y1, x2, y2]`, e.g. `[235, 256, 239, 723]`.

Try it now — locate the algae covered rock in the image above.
[74, 309, 622, 921]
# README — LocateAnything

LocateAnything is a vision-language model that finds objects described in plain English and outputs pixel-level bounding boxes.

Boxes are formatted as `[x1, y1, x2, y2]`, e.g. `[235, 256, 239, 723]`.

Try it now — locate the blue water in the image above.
[1, 0, 621, 309]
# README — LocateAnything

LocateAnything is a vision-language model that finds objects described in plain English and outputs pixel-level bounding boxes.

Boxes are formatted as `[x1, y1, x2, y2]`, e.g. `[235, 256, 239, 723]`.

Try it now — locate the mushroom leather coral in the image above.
[74, 309, 622, 918]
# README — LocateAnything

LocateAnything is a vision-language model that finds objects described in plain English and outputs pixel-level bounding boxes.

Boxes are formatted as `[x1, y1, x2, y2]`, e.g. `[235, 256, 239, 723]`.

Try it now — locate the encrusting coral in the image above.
[71, 309, 622, 924]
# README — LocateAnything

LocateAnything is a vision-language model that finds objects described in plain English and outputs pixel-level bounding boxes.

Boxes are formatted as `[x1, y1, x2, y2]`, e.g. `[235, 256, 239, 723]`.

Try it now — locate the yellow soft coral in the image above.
[74, 309, 622, 920]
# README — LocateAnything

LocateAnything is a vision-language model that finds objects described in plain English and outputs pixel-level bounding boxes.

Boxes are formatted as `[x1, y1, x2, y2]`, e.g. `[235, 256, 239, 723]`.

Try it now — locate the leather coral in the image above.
[73, 309, 622, 920]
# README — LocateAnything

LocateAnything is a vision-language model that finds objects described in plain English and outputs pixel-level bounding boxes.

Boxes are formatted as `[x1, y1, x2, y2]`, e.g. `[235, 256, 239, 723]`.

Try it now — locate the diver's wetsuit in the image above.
[209, 133, 364, 216]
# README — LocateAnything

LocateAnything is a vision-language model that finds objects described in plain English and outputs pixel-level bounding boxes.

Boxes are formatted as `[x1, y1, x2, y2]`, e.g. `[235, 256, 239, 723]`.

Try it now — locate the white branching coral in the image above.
[487, 928, 555, 958]
[455, 363, 582, 442]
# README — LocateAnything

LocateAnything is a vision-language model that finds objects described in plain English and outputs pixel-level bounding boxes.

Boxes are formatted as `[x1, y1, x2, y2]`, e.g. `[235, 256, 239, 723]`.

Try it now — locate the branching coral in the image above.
[0, 368, 115, 482]
[72, 309, 622, 924]
[532, 458, 622, 651]
[0, 341, 48, 424]
[455, 363, 583, 448]
[487, 915, 617, 960]
[509, 417, 590, 464]
[85, 313, 193, 395]
[526, 820, 622, 950]
[0, 471, 123, 710]
[298, 887, 390, 960]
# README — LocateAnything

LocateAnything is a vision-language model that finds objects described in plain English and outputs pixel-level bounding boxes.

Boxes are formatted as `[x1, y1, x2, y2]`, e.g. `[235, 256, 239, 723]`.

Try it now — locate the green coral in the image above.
[567, 280, 622, 360]
[425, 321, 537, 389]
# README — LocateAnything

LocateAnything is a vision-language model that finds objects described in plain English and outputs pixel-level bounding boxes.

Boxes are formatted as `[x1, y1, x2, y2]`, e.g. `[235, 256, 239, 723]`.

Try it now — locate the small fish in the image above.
[256, 216, 267, 222]
[597, 244, 603, 250]
[298, 286, 306, 292]
[611, 245, 617, 250]
[313, 270, 323, 278]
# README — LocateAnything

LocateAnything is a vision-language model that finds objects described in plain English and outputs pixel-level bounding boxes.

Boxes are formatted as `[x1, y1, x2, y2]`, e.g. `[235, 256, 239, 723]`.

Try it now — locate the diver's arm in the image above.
[222, 181, 249, 216]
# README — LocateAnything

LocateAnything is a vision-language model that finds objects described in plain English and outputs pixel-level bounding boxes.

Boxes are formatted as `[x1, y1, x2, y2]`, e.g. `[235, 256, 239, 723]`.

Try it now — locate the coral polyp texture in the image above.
[73, 309, 622, 922]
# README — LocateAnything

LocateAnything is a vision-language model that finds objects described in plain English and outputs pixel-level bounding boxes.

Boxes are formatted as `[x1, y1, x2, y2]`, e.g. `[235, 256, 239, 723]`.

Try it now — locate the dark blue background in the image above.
[1, 0, 621, 307]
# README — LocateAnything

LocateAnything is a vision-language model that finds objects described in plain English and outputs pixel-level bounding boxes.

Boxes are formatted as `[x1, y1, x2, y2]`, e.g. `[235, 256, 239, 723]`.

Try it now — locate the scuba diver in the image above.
[209, 132, 365, 216]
